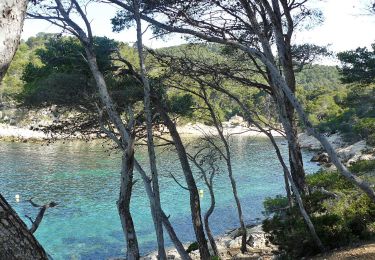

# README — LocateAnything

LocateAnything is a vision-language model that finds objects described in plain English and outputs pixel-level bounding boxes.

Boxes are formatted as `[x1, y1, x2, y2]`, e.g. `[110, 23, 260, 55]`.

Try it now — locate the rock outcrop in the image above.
[299, 133, 375, 168]
[140, 224, 277, 260]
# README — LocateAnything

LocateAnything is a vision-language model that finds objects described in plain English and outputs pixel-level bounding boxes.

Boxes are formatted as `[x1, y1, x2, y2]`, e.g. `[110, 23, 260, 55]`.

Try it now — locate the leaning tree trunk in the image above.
[0, 194, 48, 260]
[117, 137, 140, 260]
[202, 92, 247, 253]
[203, 175, 219, 256]
[134, 160, 192, 260]
[203, 83, 324, 251]
[0, 0, 49, 258]
[133, 1, 166, 258]
[264, 57, 375, 202]
[155, 100, 211, 260]
[270, 0, 307, 194]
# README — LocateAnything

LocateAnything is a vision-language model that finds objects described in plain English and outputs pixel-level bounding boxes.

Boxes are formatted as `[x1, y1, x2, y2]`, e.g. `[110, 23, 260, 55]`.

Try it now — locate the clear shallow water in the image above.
[0, 136, 319, 259]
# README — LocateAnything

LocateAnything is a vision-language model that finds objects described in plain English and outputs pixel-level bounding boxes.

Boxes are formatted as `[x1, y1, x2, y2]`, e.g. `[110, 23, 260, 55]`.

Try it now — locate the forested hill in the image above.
[0, 34, 341, 105]
[296, 64, 341, 91]
[0, 33, 373, 145]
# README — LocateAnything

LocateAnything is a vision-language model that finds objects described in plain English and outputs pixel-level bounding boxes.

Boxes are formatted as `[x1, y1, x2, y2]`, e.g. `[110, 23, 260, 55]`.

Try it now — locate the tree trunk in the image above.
[0, 1, 49, 258]
[133, 1, 166, 257]
[84, 48, 142, 258]
[192, 82, 323, 250]
[278, 97, 307, 193]
[218, 91, 324, 252]
[0, 194, 48, 260]
[202, 89, 247, 253]
[265, 133, 325, 252]
[0, 0, 28, 80]
[134, 160, 192, 260]
[274, 17, 307, 193]
[263, 58, 375, 202]
[117, 137, 140, 260]
[155, 100, 211, 260]
[84, 44, 188, 259]
[203, 175, 219, 256]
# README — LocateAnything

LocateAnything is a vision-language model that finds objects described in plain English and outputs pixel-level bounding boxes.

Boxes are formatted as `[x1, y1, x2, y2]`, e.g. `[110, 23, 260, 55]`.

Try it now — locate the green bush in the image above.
[262, 161, 375, 257]
[263, 195, 289, 216]
[186, 242, 199, 253]
[349, 160, 375, 175]
[354, 117, 375, 139]
[306, 170, 354, 191]
[368, 133, 375, 146]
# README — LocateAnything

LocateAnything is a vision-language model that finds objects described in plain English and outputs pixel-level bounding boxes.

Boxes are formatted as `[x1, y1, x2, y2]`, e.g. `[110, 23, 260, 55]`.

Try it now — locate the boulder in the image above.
[359, 153, 375, 161]
[50, 104, 58, 113]
[227, 236, 242, 249]
[232, 252, 255, 259]
[9, 118, 17, 126]
[337, 140, 367, 162]
[311, 152, 330, 163]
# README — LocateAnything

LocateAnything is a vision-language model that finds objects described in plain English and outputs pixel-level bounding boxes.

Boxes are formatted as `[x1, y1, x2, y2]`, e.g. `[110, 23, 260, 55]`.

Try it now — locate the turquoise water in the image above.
[0, 136, 319, 259]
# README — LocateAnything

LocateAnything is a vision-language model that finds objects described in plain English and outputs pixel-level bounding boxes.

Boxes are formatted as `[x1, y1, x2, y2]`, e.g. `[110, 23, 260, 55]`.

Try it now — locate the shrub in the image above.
[354, 117, 375, 139]
[368, 133, 375, 146]
[349, 160, 375, 175]
[263, 195, 289, 216]
[262, 162, 375, 257]
[186, 242, 199, 253]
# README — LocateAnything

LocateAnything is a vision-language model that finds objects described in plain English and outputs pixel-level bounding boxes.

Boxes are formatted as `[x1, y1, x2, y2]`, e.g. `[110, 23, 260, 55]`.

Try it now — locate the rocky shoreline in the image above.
[0, 123, 283, 143]
[108, 224, 278, 260]
[299, 133, 375, 168]
[0, 105, 283, 142]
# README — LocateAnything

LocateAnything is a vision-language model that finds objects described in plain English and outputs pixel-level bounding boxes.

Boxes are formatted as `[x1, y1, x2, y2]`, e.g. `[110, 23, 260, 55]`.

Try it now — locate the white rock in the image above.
[359, 153, 375, 161]
[337, 140, 367, 162]
[227, 236, 242, 249]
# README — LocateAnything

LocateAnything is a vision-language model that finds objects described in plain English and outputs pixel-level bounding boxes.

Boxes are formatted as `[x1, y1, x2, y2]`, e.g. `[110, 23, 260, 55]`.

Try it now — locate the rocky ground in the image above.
[0, 105, 283, 141]
[139, 225, 278, 260]
[0, 104, 96, 141]
[299, 133, 375, 168]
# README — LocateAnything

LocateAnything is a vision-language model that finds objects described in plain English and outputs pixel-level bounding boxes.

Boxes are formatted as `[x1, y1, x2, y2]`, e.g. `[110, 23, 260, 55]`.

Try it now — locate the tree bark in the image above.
[203, 174, 219, 256]
[0, 194, 48, 260]
[83, 47, 141, 258]
[0, 0, 27, 80]
[215, 90, 324, 252]
[265, 132, 324, 252]
[0, 0, 49, 258]
[155, 100, 211, 260]
[189, 152, 219, 256]
[133, 1, 166, 258]
[263, 57, 375, 202]
[134, 160, 192, 260]
[271, 0, 307, 193]
[117, 135, 140, 260]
